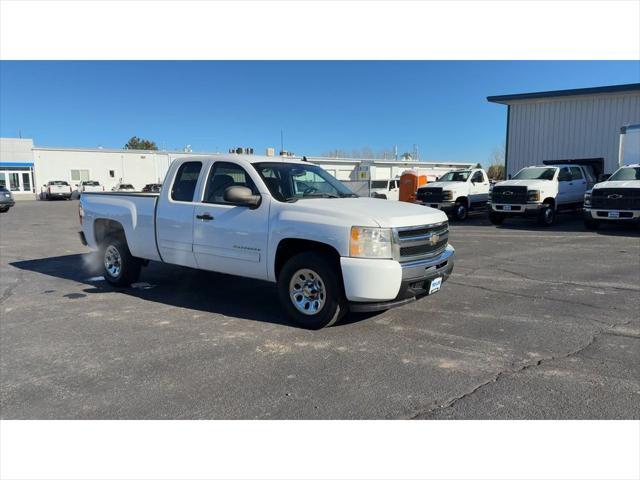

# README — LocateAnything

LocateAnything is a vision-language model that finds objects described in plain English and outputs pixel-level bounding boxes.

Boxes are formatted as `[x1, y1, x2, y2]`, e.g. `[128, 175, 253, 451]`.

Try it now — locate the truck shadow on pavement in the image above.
[10, 254, 312, 329]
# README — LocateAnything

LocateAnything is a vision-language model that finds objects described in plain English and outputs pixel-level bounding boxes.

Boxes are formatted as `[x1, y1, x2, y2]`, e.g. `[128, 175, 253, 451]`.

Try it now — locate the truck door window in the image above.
[204, 162, 258, 204]
[471, 172, 483, 183]
[171, 161, 202, 202]
[558, 168, 572, 182]
[570, 167, 583, 180]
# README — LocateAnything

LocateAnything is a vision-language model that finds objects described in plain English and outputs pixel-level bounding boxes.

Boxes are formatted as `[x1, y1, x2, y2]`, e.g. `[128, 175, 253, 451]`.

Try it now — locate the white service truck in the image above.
[415, 168, 490, 220]
[584, 124, 640, 229]
[370, 179, 400, 200]
[79, 155, 455, 329]
[488, 163, 595, 226]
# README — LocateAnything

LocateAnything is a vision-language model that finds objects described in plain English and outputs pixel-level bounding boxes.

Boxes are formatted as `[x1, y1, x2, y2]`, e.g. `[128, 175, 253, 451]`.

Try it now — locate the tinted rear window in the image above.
[83, 181, 100, 186]
[50, 181, 69, 186]
[172, 162, 202, 202]
[120, 184, 134, 189]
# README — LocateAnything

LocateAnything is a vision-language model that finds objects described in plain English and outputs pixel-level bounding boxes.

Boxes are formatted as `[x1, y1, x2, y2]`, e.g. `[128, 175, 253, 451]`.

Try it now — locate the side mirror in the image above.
[223, 186, 261, 208]
[598, 173, 611, 182]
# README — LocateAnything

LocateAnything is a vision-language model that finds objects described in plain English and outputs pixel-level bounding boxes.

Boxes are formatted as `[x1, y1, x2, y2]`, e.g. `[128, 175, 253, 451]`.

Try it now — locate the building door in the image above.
[21, 172, 32, 192]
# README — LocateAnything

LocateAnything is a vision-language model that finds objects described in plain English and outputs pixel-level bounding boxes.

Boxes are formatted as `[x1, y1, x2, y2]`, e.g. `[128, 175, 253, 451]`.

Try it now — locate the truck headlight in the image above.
[584, 192, 591, 207]
[527, 190, 540, 202]
[350, 226, 393, 259]
[442, 190, 453, 201]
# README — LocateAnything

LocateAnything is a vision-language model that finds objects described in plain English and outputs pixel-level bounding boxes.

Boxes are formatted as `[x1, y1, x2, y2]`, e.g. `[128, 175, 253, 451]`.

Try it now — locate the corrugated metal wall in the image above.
[507, 92, 640, 176]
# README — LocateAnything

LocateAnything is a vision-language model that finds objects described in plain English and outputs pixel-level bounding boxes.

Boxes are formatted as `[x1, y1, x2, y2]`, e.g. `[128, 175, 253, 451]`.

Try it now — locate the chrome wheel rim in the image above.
[457, 205, 467, 219]
[104, 245, 122, 278]
[544, 208, 554, 223]
[289, 268, 326, 315]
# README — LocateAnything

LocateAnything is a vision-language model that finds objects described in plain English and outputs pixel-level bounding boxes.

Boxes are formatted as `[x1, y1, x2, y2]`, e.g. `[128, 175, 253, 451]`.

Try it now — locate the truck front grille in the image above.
[591, 188, 640, 210]
[492, 185, 528, 205]
[416, 187, 443, 203]
[395, 222, 449, 261]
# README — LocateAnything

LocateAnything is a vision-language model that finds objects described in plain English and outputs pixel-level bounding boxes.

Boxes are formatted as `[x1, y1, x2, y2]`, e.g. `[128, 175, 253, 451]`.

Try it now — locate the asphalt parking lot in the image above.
[1, 200, 639, 419]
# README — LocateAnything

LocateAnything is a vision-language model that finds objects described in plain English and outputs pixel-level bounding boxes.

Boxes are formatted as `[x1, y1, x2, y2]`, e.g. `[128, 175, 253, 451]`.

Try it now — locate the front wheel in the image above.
[452, 202, 468, 221]
[101, 236, 142, 287]
[537, 205, 555, 226]
[277, 252, 347, 329]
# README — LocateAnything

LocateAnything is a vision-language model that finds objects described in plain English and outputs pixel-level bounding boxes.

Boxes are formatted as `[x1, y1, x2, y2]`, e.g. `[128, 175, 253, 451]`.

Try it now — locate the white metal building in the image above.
[488, 83, 640, 177]
[0, 138, 474, 199]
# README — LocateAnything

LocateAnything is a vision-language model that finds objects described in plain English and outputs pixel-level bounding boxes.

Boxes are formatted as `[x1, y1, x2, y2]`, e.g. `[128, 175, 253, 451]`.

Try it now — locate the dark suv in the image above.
[0, 186, 15, 212]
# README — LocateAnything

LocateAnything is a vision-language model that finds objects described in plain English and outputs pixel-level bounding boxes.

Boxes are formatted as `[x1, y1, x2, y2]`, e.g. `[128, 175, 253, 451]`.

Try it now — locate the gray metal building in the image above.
[488, 83, 640, 177]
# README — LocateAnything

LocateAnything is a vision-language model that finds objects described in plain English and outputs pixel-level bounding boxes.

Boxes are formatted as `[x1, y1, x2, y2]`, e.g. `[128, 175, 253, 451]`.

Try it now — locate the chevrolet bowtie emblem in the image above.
[607, 194, 622, 199]
[428, 233, 440, 246]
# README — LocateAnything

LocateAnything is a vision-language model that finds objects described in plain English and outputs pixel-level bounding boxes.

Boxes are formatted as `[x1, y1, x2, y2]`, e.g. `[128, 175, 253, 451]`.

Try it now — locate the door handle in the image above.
[196, 213, 214, 221]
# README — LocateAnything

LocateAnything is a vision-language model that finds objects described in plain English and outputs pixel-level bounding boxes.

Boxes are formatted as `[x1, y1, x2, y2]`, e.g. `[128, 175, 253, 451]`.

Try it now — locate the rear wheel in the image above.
[537, 205, 555, 226]
[489, 211, 504, 225]
[101, 236, 142, 287]
[277, 251, 347, 329]
[452, 201, 468, 221]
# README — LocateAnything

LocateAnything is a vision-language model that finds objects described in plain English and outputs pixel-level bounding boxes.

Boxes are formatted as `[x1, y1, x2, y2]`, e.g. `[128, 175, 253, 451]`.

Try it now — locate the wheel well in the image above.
[543, 197, 556, 209]
[455, 196, 469, 206]
[274, 238, 341, 280]
[94, 219, 126, 246]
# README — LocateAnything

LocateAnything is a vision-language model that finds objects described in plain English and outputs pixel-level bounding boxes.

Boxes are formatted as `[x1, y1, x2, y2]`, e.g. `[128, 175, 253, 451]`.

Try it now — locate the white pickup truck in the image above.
[488, 163, 595, 226]
[583, 125, 640, 229]
[370, 179, 400, 201]
[79, 155, 455, 329]
[415, 168, 490, 220]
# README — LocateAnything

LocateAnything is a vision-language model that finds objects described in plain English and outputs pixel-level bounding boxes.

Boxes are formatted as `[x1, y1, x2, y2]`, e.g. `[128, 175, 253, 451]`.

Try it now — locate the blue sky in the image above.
[1, 61, 638, 165]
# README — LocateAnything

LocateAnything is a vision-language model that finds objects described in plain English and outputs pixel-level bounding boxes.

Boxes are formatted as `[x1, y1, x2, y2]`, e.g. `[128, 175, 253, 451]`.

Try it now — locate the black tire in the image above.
[0, 207, 9, 213]
[452, 201, 468, 221]
[277, 251, 347, 329]
[488, 211, 504, 225]
[584, 217, 600, 230]
[101, 235, 142, 287]
[537, 204, 555, 227]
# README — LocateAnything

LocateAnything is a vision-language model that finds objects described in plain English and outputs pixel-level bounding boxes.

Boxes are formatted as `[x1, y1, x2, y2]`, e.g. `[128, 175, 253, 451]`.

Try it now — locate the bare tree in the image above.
[487, 144, 506, 180]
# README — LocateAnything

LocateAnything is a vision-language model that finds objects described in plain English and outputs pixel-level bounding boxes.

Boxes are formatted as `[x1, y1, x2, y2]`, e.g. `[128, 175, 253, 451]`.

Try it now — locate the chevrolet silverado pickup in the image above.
[415, 168, 490, 220]
[79, 155, 455, 329]
[488, 164, 594, 226]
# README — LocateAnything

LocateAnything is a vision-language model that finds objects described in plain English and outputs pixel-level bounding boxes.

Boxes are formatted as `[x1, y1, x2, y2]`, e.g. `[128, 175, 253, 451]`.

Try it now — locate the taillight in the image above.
[78, 204, 84, 225]
[102, 186, 105, 191]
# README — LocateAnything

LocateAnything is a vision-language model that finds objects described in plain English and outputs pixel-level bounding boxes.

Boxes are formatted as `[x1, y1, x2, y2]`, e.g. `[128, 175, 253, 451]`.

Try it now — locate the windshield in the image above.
[371, 180, 389, 189]
[253, 162, 357, 201]
[608, 166, 640, 181]
[437, 171, 471, 182]
[50, 181, 69, 186]
[83, 181, 100, 186]
[512, 167, 557, 180]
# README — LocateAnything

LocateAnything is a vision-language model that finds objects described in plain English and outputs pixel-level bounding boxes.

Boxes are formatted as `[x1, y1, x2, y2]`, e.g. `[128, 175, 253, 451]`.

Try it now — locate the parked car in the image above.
[488, 163, 594, 226]
[370, 179, 399, 200]
[77, 180, 104, 195]
[0, 186, 15, 212]
[142, 183, 162, 193]
[111, 183, 136, 192]
[80, 155, 455, 329]
[415, 168, 490, 220]
[42, 180, 72, 200]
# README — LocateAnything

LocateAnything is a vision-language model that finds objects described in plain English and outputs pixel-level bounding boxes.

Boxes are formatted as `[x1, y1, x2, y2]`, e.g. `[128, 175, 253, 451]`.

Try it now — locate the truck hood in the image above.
[593, 180, 640, 190]
[494, 179, 551, 190]
[289, 197, 448, 228]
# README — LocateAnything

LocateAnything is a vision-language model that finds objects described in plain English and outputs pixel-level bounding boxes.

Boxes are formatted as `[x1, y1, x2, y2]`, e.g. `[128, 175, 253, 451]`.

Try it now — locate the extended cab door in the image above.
[155, 160, 203, 268]
[468, 170, 490, 207]
[556, 166, 573, 206]
[192, 161, 270, 281]
[569, 166, 588, 203]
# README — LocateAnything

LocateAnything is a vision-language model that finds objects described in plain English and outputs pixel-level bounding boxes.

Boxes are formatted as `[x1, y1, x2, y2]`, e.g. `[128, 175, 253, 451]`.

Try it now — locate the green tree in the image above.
[124, 136, 158, 150]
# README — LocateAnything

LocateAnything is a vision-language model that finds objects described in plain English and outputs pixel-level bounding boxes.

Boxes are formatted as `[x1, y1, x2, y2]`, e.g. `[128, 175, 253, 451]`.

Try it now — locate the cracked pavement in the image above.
[1, 200, 639, 419]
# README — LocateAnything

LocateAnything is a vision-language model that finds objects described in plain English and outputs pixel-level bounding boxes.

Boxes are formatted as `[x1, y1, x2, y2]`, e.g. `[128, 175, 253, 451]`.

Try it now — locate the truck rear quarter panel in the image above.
[81, 194, 161, 261]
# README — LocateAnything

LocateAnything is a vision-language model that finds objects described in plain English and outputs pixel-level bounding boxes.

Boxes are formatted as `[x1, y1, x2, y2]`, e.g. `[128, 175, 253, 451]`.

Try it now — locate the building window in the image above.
[71, 169, 90, 182]
[109, 170, 115, 178]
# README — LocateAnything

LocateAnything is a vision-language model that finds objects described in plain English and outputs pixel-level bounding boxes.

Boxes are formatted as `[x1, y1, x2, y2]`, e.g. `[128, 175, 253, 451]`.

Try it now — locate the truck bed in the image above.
[80, 191, 162, 262]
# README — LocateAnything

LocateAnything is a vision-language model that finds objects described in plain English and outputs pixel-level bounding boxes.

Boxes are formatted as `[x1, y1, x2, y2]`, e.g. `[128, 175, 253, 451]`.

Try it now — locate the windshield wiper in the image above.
[302, 193, 340, 199]
[339, 193, 358, 198]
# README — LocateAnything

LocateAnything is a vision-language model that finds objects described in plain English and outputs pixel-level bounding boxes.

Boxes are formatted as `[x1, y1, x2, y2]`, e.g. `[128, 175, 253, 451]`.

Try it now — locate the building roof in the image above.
[487, 83, 640, 105]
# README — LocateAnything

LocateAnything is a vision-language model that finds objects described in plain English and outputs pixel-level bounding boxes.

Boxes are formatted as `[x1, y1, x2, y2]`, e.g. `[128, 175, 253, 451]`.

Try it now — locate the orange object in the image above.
[399, 170, 428, 203]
